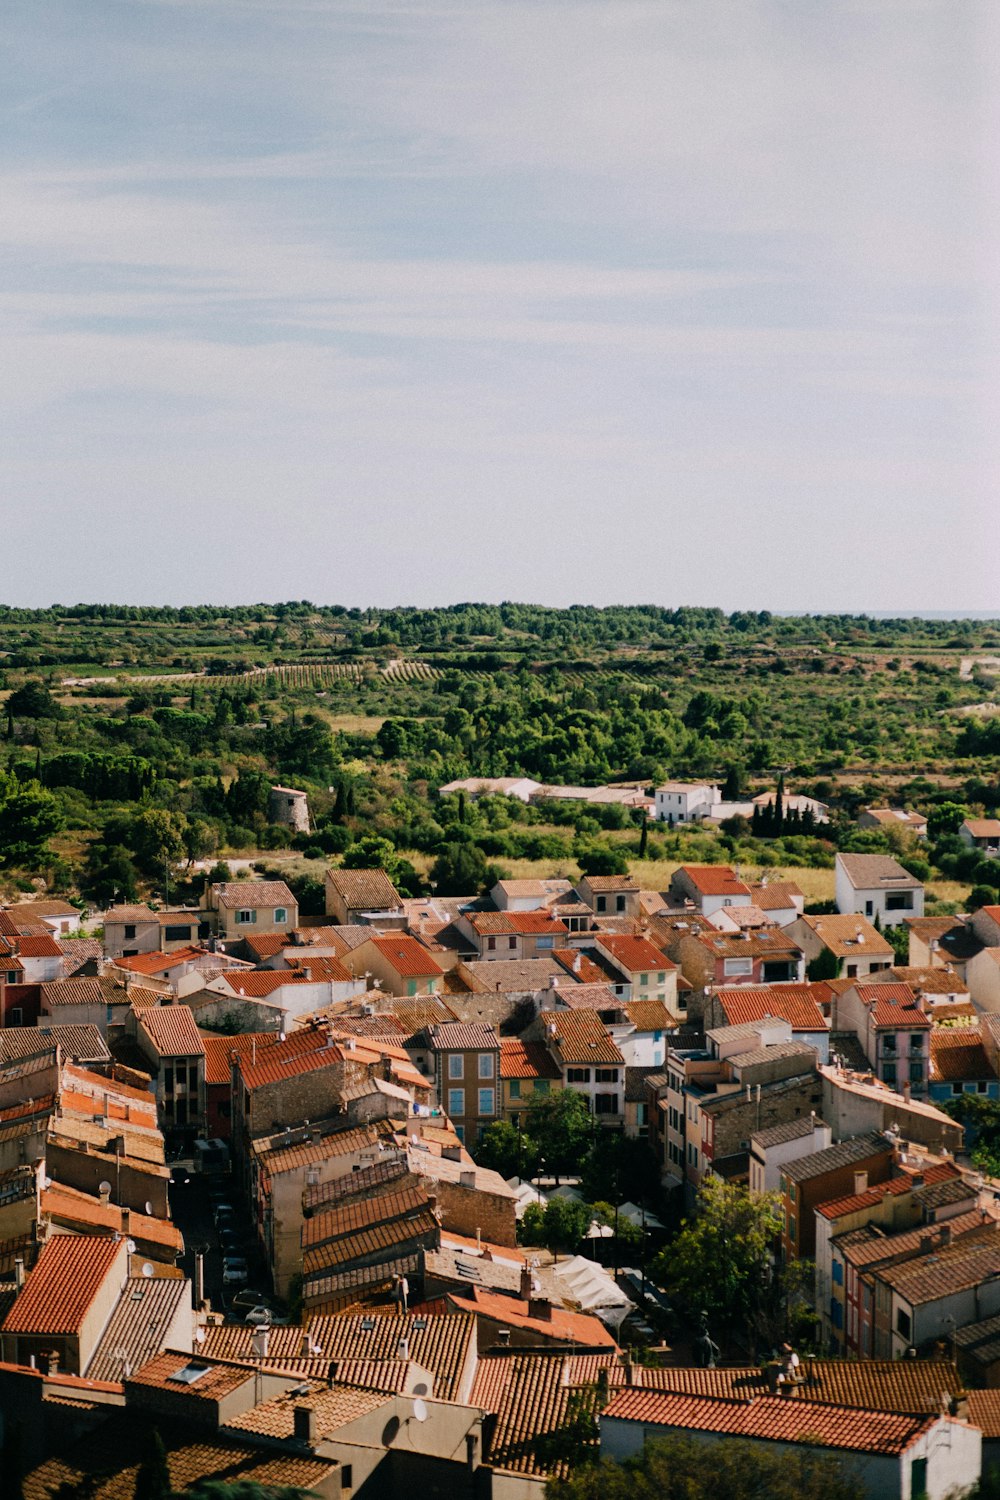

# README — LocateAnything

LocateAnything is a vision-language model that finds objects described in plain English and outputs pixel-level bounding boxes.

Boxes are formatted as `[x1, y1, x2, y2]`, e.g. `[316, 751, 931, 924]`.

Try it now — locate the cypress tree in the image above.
[773, 774, 784, 835]
[639, 817, 649, 857]
[133, 1428, 171, 1500]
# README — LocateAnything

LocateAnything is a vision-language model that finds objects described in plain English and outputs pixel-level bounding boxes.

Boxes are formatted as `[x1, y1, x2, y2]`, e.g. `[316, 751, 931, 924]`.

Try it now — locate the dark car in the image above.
[170, 1166, 191, 1187]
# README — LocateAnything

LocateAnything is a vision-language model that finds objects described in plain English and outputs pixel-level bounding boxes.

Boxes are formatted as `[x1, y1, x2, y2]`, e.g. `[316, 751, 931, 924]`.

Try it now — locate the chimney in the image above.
[528, 1297, 551, 1321]
[397, 1336, 409, 1361]
[459, 1170, 476, 1190]
[193, 1252, 205, 1309]
[121, 1207, 131, 1238]
[622, 1351, 633, 1387]
[941, 1223, 954, 1246]
[41, 1350, 60, 1377]
[497, 1328, 511, 1346]
[902, 1082, 911, 1103]
[99, 1182, 111, 1206]
[853, 1171, 868, 1196]
[520, 1264, 533, 1300]
[326, 1360, 338, 1388]
[293, 1405, 318, 1446]
[14, 1257, 25, 1290]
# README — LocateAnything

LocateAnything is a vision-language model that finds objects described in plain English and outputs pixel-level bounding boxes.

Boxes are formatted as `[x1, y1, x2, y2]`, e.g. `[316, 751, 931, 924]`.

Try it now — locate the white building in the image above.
[835, 853, 925, 929]
[653, 782, 719, 825]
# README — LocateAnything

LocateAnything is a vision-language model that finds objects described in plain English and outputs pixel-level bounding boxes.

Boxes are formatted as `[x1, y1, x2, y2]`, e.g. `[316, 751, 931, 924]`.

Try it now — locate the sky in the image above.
[3, 0, 998, 612]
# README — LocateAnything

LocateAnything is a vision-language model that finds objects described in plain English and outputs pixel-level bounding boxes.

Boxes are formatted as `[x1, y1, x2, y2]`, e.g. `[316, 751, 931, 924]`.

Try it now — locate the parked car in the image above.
[213, 1204, 237, 1226]
[169, 1165, 191, 1187]
[222, 1258, 249, 1286]
[229, 1288, 271, 1315]
[243, 1304, 272, 1326]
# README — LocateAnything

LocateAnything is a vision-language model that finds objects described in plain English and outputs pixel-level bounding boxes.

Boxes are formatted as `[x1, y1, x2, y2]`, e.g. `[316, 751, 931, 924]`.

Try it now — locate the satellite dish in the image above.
[141, 1263, 154, 1279]
[145, 1201, 153, 1215]
[126, 1239, 137, 1254]
[412, 1398, 428, 1423]
[99, 1180, 112, 1194]
[195, 1327, 205, 1345]
[43, 1177, 52, 1190]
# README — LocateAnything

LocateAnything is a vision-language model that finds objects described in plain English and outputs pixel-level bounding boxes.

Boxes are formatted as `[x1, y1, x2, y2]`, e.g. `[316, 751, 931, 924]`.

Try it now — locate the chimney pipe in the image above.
[853, 1171, 868, 1196]
[293, 1405, 318, 1446]
[14, 1257, 25, 1290]
[193, 1251, 205, 1309]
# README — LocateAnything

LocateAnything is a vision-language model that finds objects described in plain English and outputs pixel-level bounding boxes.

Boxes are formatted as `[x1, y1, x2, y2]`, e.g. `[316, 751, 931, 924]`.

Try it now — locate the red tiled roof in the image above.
[212, 880, 296, 911]
[855, 982, 932, 1030]
[500, 1036, 562, 1080]
[237, 1029, 340, 1090]
[116, 948, 203, 975]
[818, 1161, 959, 1220]
[201, 1031, 281, 1087]
[2, 1235, 123, 1334]
[717, 985, 827, 1031]
[213, 969, 310, 998]
[930, 1030, 994, 1083]
[137, 1006, 205, 1057]
[678, 866, 751, 898]
[442, 1286, 617, 1347]
[427, 1020, 498, 1051]
[597, 935, 675, 973]
[367, 935, 444, 978]
[552, 950, 609, 984]
[601, 1389, 937, 1455]
[542, 1010, 623, 1065]
[41, 1184, 183, 1253]
[12, 934, 64, 959]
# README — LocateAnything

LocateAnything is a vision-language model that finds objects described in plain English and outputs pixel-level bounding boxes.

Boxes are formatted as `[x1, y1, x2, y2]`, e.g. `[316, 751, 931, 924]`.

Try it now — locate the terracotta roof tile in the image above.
[137, 1006, 205, 1057]
[367, 934, 444, 978]
[500, 1036, 562, 1080]
[597, 935, 675, 973]
[716, 984, 828, 1031]
[325, 867, 402, 909]
[2, 1235, 123, 1334]
[677, 865, 751, 898]
[211, 880, 296, 910]
[542, 1010, 624, 1065]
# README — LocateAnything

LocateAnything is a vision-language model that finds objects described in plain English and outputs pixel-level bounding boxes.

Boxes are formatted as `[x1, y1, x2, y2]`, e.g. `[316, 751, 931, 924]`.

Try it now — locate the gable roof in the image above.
[597, 934, 675, 973]
[211, 880, 295, 910]
[137, 1006, 205, 1057]
[716, 984, 827, 1031]
[365, 934, 444, 978]
[427, 1020, 498, 1052]
[324, 867, 402, 909]
[796, 913, 894, 957]
[677, 865, 752, 898]
[780, 1132, 892, 1185]
[837, 853, 923, 890]
[601, 1389, 938, 1456]
[499, 1036, 562, 1080]
[930, 1030, 994, 1083]
[853, 982, 931, 1029]
[542, 1010, 624, 1065]
[2, 1235, 122, 1334]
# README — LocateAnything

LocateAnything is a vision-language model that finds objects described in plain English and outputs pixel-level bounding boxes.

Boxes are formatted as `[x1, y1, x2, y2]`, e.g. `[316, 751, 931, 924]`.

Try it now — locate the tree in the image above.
[430, 842, 502, 896]
[133, 1427, 171, 1500]
[575, 843, 629, 877]
[546, 1433, 864, 1500]
[806, 944, 839, 981]
[341, 835, 399, 876]
[650, 1178, 783, 1336]
[969, 885, 999, 913]
[524, 1089, 593, 1178]
[519, 1195, 591, 1257]
[127, 807, 188, 875]
[6, 680, 63, 720]
[927, 800, 968, 843]
[0, 769, 64, 867]
[475, 1119, 539, 1180]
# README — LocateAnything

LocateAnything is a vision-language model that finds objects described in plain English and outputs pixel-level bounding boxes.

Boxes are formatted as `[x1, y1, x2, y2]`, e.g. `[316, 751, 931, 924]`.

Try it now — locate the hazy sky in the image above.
[4, 1, 997, 612]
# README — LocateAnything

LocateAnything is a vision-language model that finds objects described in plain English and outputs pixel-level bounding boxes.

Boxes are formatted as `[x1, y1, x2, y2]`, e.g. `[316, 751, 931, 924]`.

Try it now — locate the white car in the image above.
[222, 1258, 249, 1285]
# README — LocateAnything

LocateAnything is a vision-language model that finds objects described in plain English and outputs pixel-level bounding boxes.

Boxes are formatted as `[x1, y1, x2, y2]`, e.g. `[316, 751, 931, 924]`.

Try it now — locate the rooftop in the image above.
[780, 1132, 892, 1185]
[2, 1235, 122, 1335]
[211, 880, 296, 910]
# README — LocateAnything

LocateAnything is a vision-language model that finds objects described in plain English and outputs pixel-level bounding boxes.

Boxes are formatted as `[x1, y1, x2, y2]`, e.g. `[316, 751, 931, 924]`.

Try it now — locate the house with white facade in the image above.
[835, 854, 925, 929]
[653, 782, 719, 825]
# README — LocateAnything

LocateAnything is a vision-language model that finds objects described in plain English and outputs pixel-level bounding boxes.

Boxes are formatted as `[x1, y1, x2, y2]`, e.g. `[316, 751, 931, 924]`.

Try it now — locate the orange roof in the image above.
[855, 982, 931, 1029]
[214, 969, 310, 997]
[41, 1184, 184, 1252]
[543, 1010, 624, 1065]
[500, 1036, 562, 1080]
[597, 935, 675, 973]
[679, 865, 751, 898]
[201, 1031, 282, 1087]
[716, 985, 827, 1031]
[237, 1029, 341, 1090]
[441, 1286, 617, 1347]
[817, 1161, 959, 1220]
[552, 949, 608, 984]
[286, 953, 353, 982]
[116, 947, 204, 975]
[62, 1063, 155, 1108]
[930, 1031, 994, 1083]
[137, 1006, 206, 1056]
[12, 933, 64, 959]
[601, 1390, 937, 1456]
[367, 935, 444, 978]
[2, 1235, 123, 1334]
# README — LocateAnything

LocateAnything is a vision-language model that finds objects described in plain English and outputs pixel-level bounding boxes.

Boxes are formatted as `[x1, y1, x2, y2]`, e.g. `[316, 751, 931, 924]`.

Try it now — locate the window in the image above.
[616, 895, 626, 913]
[274, 908, 287, 924]
[639, 973, 648, 987]
[596, 896, 607, 913]
[657, 972, 665, 983]
[341, 1465, 353, 1493]
[911, 1457, 927, 1500]
[508, 936, 517, 950]
[594, 1094, 618, 1115]
[831, 1300, 843, 1329]
[164, 924, 191, 943]
[447, 1088, 465, 1117]
[478, 1087, 495, 1117]
[952, 1082, 965, 1096]
[595, 1069, 619, 1083]
[448, 1054, 464, 1080]
[724, 958, 753, 977]
[788, 1216, 797, 1242]
[865, 900, 874, 916]
[8, 1007, 22, 1026]
[124, 924, 136, 940]
[883, 1064, 897, 1087]
[487, 936, 496, 951]
[509, 1079, 521, 1099]
[478, 1053, 494, 1079]
[407, 980, 418, 996]
[909, 1062, 924, 1084]
[832, 1260, 843, 1285]
[846, 963, 858, 978]
[235, 909, 257, 925]
[566, 1067, 590, 1083]
[534, 1079, 550, 1096]
[536, 936, 554, 950]
[896, 1308, 911, 1340]
[978, 1081, 990, 1095]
